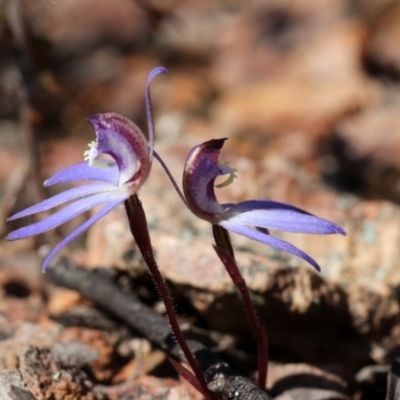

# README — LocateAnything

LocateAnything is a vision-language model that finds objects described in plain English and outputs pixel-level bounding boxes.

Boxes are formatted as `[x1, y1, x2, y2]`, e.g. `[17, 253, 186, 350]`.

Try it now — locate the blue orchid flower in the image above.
[182, 138, 346, 271]
[6, 67, 167, 271]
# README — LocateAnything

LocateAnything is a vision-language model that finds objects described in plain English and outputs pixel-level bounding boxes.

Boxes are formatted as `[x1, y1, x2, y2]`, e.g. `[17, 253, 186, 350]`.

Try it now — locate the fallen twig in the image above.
[46, 258, 274, 400]
[386, 358, 400, 400]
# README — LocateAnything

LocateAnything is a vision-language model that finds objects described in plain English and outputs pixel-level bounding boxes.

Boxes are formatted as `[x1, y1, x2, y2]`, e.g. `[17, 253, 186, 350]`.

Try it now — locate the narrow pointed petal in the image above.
[87, 112, 149, 187]
[220, 220, 321, 271]
[224, 209, 345, 235]
[44, 161, 119, 187]
[6, 191, 128, 240]
[41, 197, 126, 272]
[222, 199, 315, 215]
[8, 182, 119, 221]
[145, 67, 167, 163]
[147, 66, 168, 82]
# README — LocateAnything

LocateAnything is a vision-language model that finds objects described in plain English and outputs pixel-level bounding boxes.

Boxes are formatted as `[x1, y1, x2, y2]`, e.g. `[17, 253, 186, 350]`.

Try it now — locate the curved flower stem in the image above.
[212, 224, 268, 389]
[153, 150, 188, 206]
[124, 194, 215, 399]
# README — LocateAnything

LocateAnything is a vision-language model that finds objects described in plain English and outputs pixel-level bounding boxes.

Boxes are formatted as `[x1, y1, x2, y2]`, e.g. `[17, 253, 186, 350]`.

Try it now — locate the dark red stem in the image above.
[212, 224, 268, 389]
[125, 194, 215, 399]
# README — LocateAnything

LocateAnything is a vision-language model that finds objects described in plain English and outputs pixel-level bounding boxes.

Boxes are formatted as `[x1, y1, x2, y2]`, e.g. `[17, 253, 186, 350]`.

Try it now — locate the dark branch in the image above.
[386, 358, 400, 400]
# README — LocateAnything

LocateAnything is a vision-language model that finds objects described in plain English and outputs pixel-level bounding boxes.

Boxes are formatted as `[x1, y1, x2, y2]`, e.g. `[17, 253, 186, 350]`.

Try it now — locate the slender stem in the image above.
[212, 224, 268, 389]
[153, 150, 188, 206]
[125, 194, 215, 399]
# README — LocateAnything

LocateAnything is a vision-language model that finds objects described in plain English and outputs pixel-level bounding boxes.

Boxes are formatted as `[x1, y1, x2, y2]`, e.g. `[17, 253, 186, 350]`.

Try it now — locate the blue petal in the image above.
[8, 182, 119, 221]
[6, 191, 129, 240]
[222, 200, 315, 215]
[224, 209, 345, 235]
[146, 67, 167, 163]
[220, 220, 321, 271]
[44, 161, 119, 187]
[148, 66, 168, 82]
[41, 197, 126, 272]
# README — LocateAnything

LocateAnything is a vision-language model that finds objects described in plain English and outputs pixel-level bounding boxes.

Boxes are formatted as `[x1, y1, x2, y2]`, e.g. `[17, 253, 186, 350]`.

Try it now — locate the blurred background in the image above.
[1, 0, 400, 399]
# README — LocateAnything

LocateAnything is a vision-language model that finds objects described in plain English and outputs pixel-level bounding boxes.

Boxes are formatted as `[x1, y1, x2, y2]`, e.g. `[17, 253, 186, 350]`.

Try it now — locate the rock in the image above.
[365, 2, 400, 75]
[102, 375, 203, 400]
[331, 103, 400, 202]
[156, 5, 228, 59]
[211, 21, 374, 139]
[0, 319, 58, 370]
[8, 386, 37, 400]
[52, 342, 99, 367]
[56, 327, 120, 383]
[19, 346, 104, 400]
[21, 0, 150, 56]
[0, 370, 33, 400]
[352, 0, 396, 21]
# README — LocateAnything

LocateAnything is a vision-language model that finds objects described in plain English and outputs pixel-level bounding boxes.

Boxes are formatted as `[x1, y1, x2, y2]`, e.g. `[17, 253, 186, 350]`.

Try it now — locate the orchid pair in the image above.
[6, 129, 344, 272]
[6, 67, 345, 395]
[7, 67, 344, 273]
